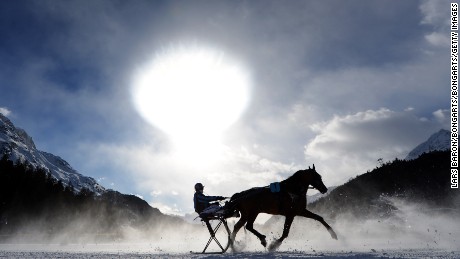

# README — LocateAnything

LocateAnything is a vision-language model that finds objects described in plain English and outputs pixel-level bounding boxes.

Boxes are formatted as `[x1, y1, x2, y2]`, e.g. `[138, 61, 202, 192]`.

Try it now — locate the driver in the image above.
[193, 183, 225, 215]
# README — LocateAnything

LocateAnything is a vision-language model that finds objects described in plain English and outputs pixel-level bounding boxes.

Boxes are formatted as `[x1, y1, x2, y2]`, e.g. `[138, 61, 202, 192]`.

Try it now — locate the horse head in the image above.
[303, 164, 328, 194]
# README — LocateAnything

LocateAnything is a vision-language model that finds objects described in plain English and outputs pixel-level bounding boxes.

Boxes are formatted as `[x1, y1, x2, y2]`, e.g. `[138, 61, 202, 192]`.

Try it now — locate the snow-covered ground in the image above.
[0, 245, 459, 258]
[1, 199, 458, 258]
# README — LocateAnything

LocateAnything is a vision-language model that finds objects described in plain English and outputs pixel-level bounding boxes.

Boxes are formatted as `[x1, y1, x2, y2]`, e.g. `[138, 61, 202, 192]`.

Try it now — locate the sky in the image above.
[0, 0, 453, 215]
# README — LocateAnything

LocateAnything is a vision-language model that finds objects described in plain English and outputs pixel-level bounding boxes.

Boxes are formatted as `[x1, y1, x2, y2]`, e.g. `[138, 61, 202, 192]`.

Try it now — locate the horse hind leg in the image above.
[245, 214, 267, 247]
[268, 215, 294, 252]
[230, 215, 247, 250]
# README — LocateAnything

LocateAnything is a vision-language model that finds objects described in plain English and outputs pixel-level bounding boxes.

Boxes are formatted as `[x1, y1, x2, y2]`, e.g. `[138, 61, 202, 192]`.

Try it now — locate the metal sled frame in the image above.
[199, 216, 231, 254]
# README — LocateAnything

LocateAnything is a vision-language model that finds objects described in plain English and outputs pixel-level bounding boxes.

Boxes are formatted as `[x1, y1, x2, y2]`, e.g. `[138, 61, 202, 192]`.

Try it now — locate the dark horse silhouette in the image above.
[226, 165, 338, 251]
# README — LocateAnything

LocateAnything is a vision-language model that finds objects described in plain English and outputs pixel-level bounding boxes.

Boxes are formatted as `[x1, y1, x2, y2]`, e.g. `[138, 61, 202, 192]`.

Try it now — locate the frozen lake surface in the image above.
[0, 244, 459, 258]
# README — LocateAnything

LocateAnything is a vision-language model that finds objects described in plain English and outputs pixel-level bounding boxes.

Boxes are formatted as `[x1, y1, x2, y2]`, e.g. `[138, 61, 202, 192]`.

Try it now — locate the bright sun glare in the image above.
[132, 46, 250, 151]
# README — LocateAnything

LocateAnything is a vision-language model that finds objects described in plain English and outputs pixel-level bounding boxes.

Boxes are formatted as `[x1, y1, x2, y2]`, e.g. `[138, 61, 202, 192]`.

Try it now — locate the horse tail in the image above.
[223, 193, 243, 212]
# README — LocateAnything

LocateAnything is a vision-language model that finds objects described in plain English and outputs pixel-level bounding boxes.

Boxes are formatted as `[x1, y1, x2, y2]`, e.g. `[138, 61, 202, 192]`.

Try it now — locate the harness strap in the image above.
[270, 182, 281, 192]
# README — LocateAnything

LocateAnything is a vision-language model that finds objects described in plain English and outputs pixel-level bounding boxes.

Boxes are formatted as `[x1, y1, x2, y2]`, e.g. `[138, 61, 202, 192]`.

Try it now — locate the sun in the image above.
[132, 46, 250, 149]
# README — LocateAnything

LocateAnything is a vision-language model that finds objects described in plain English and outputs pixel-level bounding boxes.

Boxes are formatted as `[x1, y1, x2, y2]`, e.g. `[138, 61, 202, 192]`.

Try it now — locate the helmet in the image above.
[194, 183, 204, 191]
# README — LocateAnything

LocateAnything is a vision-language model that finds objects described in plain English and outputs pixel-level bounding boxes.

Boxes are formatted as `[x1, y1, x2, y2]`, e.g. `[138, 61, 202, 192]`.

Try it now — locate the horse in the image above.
[225, 165, 338, 251]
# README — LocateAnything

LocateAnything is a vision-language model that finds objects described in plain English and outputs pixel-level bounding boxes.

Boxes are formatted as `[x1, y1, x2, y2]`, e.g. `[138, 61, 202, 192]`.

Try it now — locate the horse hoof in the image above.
[261, 239, 267, 247]
[260, 236, 267, 247]
[329, 230, 338, 240]
[327, 229, 338, 240]
[268, 240, 282, 252]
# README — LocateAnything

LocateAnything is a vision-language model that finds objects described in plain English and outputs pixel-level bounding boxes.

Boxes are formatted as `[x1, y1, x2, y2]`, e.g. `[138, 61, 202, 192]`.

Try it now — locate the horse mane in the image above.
[280, 169, 311, 193]
[281, 169, 304, 184]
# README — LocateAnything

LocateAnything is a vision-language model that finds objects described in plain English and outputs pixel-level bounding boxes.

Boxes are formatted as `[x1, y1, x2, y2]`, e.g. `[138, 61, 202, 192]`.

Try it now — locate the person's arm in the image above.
[196, 193, 224, 203]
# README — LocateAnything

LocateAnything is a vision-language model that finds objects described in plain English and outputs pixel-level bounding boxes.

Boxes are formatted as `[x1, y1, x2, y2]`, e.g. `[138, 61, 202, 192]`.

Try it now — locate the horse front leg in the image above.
[300, 209, 338, 240]
[268, 215, 294, 252]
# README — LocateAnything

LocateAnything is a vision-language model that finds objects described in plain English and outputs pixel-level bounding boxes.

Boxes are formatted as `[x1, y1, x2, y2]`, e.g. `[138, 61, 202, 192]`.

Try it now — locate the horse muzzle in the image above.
[310, 185, 328, 194]
[319, 187, 328, 194]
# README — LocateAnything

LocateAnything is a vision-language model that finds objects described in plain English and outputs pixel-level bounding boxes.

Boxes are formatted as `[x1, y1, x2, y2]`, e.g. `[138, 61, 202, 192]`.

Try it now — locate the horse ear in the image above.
[313, 164, 315, 170]
[308, 166, 311, 169]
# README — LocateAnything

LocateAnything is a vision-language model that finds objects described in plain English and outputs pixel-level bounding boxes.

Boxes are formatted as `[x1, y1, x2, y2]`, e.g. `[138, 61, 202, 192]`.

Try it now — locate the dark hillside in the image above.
[309, 151, 458, 219]
[0, 155, 184, 241]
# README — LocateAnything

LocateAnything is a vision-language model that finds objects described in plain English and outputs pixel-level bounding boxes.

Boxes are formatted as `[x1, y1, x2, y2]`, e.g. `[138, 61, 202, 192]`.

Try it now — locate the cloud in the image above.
[305, 108, 446, 186]
[82, 140, 298, 215]
[425, 32, 450, 47]
[420, 0, 451, 27]
[433, 109, 449, 125]
[420, 0, 452, 48]
[0, 107, 11, 116]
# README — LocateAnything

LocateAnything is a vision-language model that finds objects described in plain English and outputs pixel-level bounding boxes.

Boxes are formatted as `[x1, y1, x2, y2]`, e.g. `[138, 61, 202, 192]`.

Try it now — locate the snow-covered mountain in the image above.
[405, 129, 450, 160]
[0, 113, 105, 195]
